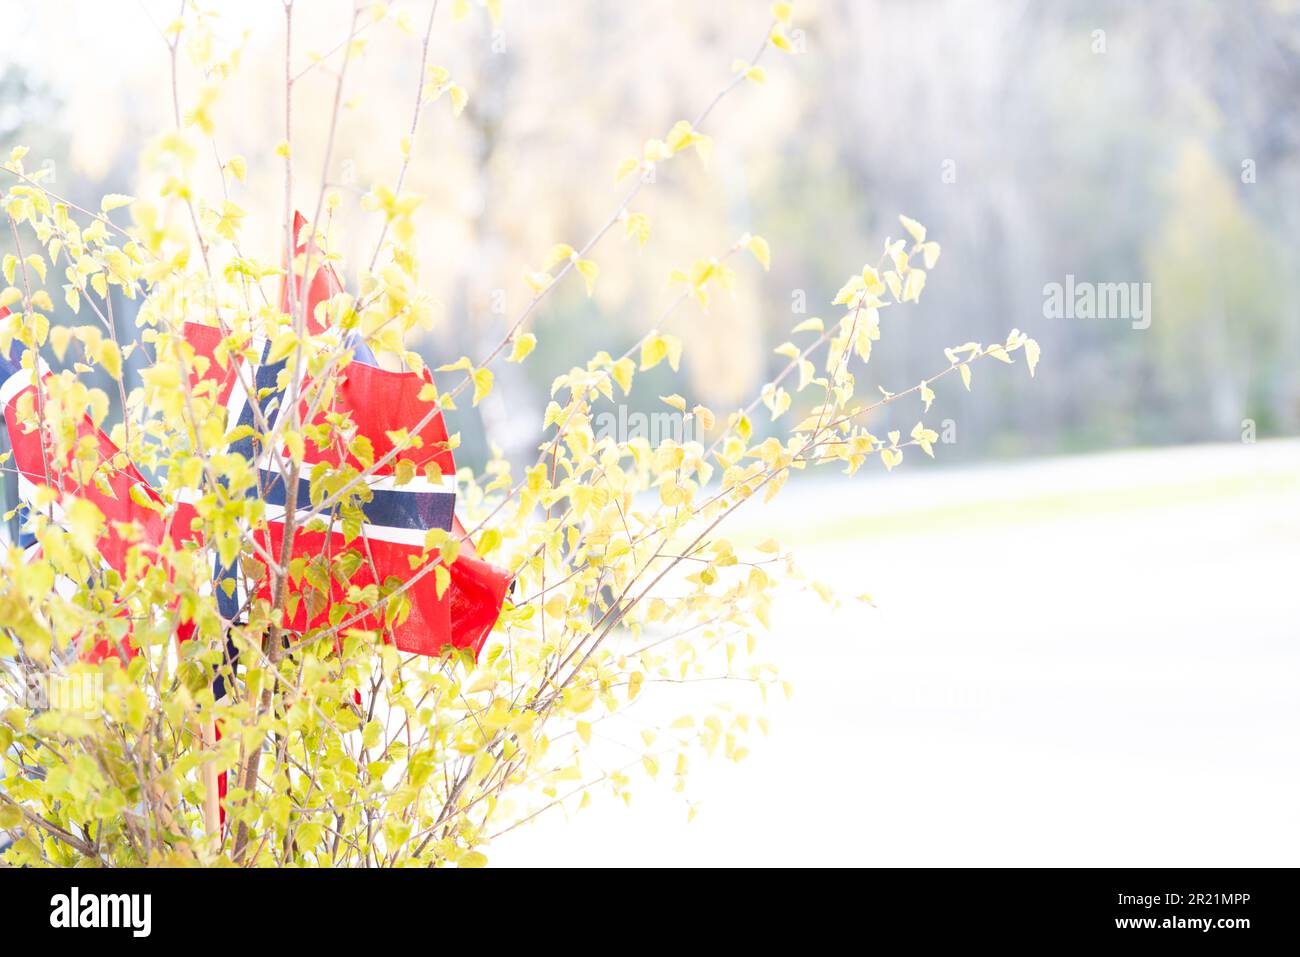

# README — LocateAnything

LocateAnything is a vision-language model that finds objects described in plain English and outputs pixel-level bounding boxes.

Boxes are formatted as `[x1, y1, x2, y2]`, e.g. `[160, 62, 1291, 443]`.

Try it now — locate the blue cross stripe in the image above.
[216, 342, 289, 619]
[345, 331, 378, 367]
[229, 351, 289, 464]
[0, 341, 22, 379]
[260, 469, 456, 533]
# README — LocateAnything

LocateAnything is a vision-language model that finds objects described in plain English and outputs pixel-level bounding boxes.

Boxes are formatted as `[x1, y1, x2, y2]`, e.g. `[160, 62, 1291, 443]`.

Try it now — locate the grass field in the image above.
[494, 440, 1300, 866]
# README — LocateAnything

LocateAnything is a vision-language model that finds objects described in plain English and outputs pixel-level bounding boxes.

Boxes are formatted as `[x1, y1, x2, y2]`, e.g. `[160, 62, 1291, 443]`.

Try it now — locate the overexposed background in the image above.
[493, 441, 1300, 866]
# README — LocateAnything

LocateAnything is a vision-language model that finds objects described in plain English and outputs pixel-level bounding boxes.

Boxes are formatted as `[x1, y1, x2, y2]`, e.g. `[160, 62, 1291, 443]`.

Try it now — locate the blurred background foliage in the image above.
[1, 0, 1297, 469]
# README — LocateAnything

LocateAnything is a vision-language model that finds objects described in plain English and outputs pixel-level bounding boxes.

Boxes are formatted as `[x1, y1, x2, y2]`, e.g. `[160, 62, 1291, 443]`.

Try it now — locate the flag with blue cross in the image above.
[181, 213, 509, 657]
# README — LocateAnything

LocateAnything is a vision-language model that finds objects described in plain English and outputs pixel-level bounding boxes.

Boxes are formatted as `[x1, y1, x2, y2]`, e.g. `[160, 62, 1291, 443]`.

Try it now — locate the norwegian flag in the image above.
[183, 323, 506, 656]
[180, 211, 509, 656]
[1, 211, 511, 662]
[0, 305, 204, 663]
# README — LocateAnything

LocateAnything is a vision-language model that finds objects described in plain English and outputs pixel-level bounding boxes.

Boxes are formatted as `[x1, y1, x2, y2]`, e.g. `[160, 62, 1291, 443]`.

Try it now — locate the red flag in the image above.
[0, 306, 200, 662]
[280, 210, 341, 336]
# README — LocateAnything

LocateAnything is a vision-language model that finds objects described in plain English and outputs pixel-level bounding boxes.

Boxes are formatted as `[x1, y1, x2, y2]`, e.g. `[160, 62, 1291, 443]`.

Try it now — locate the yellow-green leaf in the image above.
[471, 366, 493, 405]
[507, 333, 536, 363]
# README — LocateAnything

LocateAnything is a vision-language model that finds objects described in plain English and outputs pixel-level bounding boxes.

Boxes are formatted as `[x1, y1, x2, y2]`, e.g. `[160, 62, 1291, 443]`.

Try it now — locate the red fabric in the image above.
[448, 517, 511, 657]
[279, 211, 341, 336]
[256, 520, 455, 653]
[307, 358, 457, 481]
[213, 720, 227, 828]
[0, 317, 201, 662]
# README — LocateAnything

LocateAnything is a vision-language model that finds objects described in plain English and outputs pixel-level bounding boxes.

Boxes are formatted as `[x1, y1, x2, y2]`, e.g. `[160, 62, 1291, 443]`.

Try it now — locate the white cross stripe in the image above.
[258, 453, 458, 496]
[0, 359, 52, 408]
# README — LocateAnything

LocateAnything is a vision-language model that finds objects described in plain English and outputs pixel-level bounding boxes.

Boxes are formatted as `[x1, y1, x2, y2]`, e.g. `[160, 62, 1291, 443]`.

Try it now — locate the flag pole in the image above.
[199, 718, 221, 848]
